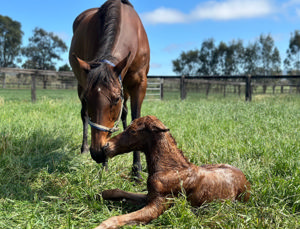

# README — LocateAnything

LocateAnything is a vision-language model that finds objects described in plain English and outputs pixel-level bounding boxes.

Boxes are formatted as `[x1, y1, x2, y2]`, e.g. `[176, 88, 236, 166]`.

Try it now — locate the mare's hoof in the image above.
[81, 145, 89, 154]
[131, 167, 143, 183]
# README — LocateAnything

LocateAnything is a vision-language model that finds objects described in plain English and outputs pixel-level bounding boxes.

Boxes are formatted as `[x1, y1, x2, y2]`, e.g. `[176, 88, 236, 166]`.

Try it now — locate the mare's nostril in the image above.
[103, 143, 110, 151]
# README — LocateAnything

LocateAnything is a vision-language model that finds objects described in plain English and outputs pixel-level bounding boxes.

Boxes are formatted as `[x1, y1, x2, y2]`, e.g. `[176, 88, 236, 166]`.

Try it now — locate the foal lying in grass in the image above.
[95, 115, 251, 229]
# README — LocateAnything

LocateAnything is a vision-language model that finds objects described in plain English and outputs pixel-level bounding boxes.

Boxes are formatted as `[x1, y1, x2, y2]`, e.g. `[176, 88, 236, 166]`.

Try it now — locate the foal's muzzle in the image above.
[90, 143, 109, 165]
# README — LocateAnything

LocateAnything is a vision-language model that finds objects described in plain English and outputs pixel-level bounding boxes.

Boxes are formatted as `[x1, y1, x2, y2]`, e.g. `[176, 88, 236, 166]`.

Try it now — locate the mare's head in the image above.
[103, 116, 170, 158]
[73, 53, 130, 164]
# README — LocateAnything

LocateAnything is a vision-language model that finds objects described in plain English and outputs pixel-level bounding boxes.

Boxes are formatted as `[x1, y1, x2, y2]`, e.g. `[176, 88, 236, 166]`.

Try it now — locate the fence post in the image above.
[2, 73, 6, 88]
[180, 75, 186, 100]
[206, 83, 210, 98]
[31, 71, 37, 103]
[160, 78, 164, 100]
[245, 75, 252, 101]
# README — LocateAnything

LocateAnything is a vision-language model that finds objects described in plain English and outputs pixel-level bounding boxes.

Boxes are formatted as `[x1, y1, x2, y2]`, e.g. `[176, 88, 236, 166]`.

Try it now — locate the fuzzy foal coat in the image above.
[95, 116, 251, 229]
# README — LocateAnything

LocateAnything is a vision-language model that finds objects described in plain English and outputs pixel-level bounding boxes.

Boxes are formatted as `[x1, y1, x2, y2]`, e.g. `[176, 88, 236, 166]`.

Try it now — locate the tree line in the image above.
[0, 15, 70, 71]
[173, 32, 300, 76]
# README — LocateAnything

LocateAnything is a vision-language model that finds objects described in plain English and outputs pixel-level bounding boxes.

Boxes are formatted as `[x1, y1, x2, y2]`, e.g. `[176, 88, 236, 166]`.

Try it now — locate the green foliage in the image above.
[284, 30, 300, 74]
[172, 34, 283, 76]
[58, 64, 71, 72]
[0, 89, 299, 228]
[0, 15, 23, 67]
[22, 28, 67, 70]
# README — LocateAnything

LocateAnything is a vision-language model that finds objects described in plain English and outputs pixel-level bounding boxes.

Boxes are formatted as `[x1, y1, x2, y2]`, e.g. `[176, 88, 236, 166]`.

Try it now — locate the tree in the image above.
[0, 15, 23, 67]
[214, 41, 227, 75]
[284, 30, 300, 74]
[172, 49, 200, 76]
[227, 40, 244, 75]
[258, 34, 278, 75]
[271, 47, 281, 74]
[58, 64, 71, 71]
[198, 38, 217, 75]
[22, 27, 67, 70]
[243, 41, 259, 75]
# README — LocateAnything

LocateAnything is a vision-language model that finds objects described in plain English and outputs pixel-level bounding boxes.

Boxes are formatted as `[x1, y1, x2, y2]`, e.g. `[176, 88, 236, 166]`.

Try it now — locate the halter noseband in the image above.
[87, 60, 124, 133]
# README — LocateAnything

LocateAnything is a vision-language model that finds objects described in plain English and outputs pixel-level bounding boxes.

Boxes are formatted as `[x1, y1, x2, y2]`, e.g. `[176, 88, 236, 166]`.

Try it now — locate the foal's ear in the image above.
[150, 126, 170, 133]
[72, 53, 91, 72]
[114, 52, 131, 76]
[148, 122, 170, 133]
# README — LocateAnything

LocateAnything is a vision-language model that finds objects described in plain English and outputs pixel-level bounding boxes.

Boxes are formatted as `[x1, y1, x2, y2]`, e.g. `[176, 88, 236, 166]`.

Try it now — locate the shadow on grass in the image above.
[0, 129, 76, 201]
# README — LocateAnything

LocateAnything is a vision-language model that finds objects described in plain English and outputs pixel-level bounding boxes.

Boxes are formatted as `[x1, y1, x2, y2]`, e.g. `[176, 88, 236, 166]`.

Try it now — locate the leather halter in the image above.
[88, 60, 124, 133]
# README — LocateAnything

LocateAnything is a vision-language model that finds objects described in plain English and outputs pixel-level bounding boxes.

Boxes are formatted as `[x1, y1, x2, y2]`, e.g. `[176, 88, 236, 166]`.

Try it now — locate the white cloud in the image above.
[191, 0, 274, 20]
[141, 0, 274, 24]
[141, 7, 187, 24]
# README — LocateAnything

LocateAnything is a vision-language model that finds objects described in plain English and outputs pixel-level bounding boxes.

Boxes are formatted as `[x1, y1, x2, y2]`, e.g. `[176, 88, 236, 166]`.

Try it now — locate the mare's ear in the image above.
[114, 52, 131, 76]
[72, 53, 91, 72]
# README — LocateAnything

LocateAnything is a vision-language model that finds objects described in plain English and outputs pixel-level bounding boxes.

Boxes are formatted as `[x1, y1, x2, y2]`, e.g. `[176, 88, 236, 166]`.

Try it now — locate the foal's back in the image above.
[188, 164, 251, 206]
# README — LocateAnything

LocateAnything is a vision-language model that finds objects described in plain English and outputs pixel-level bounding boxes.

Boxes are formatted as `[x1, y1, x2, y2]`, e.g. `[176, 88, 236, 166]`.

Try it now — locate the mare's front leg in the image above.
[101, 188, 147, 205]
[94, 196, 168, 229]
[79, 93, 89, 154]
[121, 95, 128, 130]
[129, 78, 147, 179]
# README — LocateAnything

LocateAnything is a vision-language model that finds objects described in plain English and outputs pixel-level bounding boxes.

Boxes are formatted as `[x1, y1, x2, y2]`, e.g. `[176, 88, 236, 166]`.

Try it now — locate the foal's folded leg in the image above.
[94, 196, 168, 229]
[101, 189, 147, 205]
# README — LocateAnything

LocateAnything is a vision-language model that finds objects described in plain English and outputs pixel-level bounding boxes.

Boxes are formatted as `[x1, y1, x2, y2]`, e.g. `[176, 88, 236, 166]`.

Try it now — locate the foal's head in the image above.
[103, 116, 170, 158]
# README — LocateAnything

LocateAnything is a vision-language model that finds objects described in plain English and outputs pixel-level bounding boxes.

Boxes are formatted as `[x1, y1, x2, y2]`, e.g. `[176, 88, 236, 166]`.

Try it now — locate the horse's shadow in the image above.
[0, 129, 75, 201]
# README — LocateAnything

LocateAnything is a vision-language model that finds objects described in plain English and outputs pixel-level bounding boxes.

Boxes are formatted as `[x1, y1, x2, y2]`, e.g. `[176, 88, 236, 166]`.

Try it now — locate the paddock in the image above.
[0, 89, 299, 228]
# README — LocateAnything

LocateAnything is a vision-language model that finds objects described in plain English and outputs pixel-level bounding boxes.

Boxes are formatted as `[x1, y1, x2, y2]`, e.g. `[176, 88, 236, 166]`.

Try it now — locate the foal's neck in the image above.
[145, 132, 190, 174]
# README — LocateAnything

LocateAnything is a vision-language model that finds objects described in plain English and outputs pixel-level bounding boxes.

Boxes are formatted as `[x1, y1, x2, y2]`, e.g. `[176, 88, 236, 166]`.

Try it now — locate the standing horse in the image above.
[69, 0, 150, 177]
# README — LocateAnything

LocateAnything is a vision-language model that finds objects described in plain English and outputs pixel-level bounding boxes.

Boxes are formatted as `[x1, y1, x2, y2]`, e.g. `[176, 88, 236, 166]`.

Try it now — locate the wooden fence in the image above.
[148, 75, 300, 101]
[1, 68, 300, 102]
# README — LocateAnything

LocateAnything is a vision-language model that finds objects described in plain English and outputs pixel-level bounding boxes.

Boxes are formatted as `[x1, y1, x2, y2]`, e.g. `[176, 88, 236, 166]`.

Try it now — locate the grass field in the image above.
[0, 89, 299, 229]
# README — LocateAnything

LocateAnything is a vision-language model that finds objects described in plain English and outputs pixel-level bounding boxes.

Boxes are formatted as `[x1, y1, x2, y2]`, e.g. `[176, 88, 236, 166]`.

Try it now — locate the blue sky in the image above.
[1, 0, 300, 75]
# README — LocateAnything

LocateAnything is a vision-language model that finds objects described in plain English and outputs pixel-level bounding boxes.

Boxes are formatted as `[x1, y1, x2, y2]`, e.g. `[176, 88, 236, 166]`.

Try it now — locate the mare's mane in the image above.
[86, 0, 133, 93]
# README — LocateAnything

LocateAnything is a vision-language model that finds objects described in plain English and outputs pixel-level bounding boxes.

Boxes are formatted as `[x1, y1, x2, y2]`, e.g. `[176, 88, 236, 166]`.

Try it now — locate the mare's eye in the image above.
[112, 97, 120, 105]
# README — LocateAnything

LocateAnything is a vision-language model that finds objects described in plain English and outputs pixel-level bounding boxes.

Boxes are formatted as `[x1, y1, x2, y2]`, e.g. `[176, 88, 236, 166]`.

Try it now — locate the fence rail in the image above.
[1, 68, 300, 102]
[148, 75, 300, 101]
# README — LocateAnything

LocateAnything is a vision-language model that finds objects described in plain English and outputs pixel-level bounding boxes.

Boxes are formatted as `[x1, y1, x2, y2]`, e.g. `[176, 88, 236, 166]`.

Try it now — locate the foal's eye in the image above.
[130, 130, 137, 135]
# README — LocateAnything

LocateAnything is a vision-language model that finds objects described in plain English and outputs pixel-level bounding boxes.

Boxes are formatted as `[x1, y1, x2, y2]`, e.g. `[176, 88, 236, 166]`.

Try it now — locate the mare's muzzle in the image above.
[90, 143, 109, 165]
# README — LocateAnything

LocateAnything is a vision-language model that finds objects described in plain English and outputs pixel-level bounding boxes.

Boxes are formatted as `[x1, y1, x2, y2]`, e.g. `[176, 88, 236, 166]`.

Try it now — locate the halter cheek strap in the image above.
[87, 59, 124, 133]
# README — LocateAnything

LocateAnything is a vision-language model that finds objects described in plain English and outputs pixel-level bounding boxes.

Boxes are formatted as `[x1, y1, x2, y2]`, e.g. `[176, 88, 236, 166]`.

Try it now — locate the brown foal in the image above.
[95, 115, 251, 229]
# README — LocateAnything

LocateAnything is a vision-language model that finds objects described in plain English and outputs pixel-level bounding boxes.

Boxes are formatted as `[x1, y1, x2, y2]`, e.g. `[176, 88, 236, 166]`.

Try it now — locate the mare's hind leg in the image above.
[102, 189, 147, 205]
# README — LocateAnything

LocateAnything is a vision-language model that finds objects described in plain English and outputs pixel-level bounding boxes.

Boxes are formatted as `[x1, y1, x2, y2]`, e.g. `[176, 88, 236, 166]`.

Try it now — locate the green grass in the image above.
[0, 89, 299, 228]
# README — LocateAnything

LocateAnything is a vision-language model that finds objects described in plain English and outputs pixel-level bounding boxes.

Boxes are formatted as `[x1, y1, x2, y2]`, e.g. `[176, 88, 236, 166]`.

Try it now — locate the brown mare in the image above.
[95, 116, 251, 229]
[69, 0, 150, 177]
